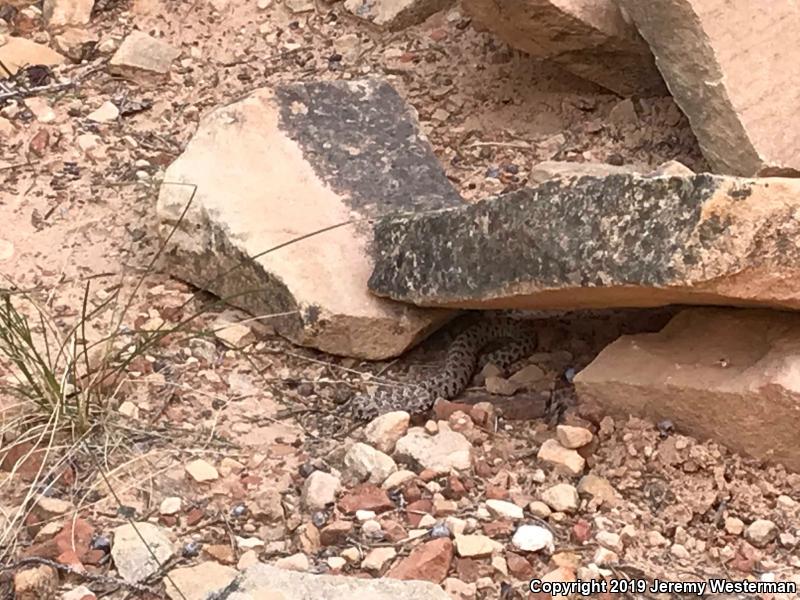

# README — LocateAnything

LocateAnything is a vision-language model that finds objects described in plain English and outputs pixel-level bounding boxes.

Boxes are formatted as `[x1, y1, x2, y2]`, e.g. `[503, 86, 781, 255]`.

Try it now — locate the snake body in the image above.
[348, 317, 539, 421]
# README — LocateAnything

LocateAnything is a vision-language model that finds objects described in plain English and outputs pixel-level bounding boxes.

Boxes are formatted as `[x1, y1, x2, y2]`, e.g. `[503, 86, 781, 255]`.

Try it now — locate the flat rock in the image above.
[0, 37, 65, 76]
[302, 470, 341, 511]
[461, 0, 664, 96]
[369, 174, 800, 312]
[575, 308, 800, 472]
[344, 442, 397, 485]
[387, 538, 453, 583]
[556, 425, 593, 449]
[541, 483, 579, 513]
[43, 0, 93, 26]
[157, 79, 456, 359]
[109, 31, 179, 79]
[364, 411, 410, 453]
[453, 534, 497, 558]
[537, 439, 585, 476]
[618, 0, 800, 176]
[227, 562, 450, 599]
[112, 523, 174, 583]
[577, 474, 619, 507]
[185, 458, 218, 482]
[394, 426, 472, 474]
[165, 561, 237, 600]
[343, 0, 452, 30]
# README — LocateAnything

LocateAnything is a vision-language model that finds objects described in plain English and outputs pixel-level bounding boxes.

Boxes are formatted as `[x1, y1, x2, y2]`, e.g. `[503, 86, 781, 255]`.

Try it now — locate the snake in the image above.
[346, 316, 539, 421]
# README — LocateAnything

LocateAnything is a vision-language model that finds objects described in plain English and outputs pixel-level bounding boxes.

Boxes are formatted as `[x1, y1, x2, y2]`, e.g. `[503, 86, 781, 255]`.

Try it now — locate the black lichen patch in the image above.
[274, 79, 462, 218]
[369, 174, 727, 302]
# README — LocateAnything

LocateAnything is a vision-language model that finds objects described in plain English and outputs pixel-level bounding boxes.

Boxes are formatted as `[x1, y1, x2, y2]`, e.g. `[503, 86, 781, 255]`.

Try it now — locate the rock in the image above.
[511, 525, 554, 553]
[43, 0, 93, 26]
[164, 561, 237, 600]
[364, 411, 410, 453]
[596, 531, 623, 553]
[327, 556, 347, 570]
[618, 0, 800, 176]
[725, 517, 745, 536]
[387, 538, 453, 583]
[443, 577, 476, 599]
[461, 0, 664, 96]
[454, 534, 496, 558]
[394, 426, 471, 474]
[14, 565, 57, 600]
[233, 562, 450, 598]
[157, 79, 456, 360]
[555, 425, 593, 449]
[508, 364, 545, 387]
[608, 98, 638, 126]
[575, 308, 800, 471]
[159, 496, 182, 516]
[62, 586, 96, 600]
[109, 31, 179, 80]
[87, 101, 119, 123]
[302, 471, 341, 511]
[529, 160, 638, 184]
[369, 174, 800, 312]
[382, 469, 417, 489]
[485, 499, 523, 520]
[112, 522, 174, 583]
[344, 442, 397, 485]
[338, 483, 395, 514]
[35, 496, 73, 518]
[53, 28, 98, 60]
[275, 553, 310, 571]
[0, 37, 65, 76]
[745, 520, 778, 548]
[185, 459, 218, 482]
[537, 439, 585, 476]
[541, 483, 579, 513]
[343, 0, 452, 30]
[213, 319, 254, 348]
[484, 375, 519, 396]
[25, 98, 56, 124]
[528, 501, 552, 519]
[649, 159, 694, 177]
[362, 547, 397, 571]
[577, 474, 619, 506]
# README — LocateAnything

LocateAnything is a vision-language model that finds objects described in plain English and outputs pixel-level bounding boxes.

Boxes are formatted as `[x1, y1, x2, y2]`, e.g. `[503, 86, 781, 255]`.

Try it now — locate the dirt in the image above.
[0, 1, 796, 599]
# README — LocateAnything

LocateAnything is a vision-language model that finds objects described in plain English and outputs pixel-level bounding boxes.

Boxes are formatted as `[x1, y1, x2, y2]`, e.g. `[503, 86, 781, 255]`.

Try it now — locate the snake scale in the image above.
[347, 316, 539, 421]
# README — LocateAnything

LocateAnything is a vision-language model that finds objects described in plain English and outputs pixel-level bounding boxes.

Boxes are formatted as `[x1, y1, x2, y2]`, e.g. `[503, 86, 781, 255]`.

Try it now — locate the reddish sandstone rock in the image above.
[387, 538, 453, 584]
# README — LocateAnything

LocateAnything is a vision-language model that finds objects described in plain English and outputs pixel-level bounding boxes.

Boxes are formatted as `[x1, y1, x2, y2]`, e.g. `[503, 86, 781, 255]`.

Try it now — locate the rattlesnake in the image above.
[346, 316, 540, 421]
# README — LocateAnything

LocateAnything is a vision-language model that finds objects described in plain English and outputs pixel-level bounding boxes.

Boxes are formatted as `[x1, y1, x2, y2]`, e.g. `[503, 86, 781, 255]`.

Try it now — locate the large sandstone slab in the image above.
[368, 173, 800, 311]
[157, 79, 457, 359]
[618, 0, 800, 176]
[0, 37, 66, 76]
[228, 563, 449, 599]
[461, 0, 665, 96]
[574, 308, 800, 472]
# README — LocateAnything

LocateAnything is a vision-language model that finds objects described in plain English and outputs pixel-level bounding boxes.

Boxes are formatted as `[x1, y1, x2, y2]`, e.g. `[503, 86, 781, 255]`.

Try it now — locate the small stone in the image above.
[341, 547, 361, 563]
[159, 497, 182, 516]
[25, 97, 56, 123]
[424, 420, 438, 434]
[344, 442, 397, 485]
[338, 483, 394, 514]
[506, 552, 533, 579]
[593, 546, 618, 566]
[745, 519, 778, 547]
[14, 565, 57, 600]
[204, 544, 235, 565]
[164, 561, 238, 600]
[647, 530, 668, 547]
[596, 531, 623, 553]
[394, 427, 471, 474]
[214, 321, 254, 348]
[275, 552, 309, 571]
[537, 439, 585, 476]
[43, 0, 93, 26]
[109, 31, 180, 79]
[382, 469, 416, 489]
[35, 496, 73, 517]
[327, 556, 346, 570]
[87, 101, 119, 123]
[238, 550, 259, 570]
[670, 543, 690, 559]
[491, 555, 507, 576]
[118, 401, 138, 419]
[356, 509, 377, 521]
[362, 547, 396, 571]
[454, 534, 495, 558]
[320, 520, 353, 546]
[776, 494, 797, 510]
[577, 474, 619, 506]
[725, 517, 745, 535]
[609, 98, 637, 126]
[364, 411, 410, 453]
[527, 501, 551, 519]
[511, 525, 554, 553]
[185, 459, 218, 482]
[444, 577, 477, 599]
[541, 483, 579, 513]
[508, 364, 545, 387]
[484, 376, 519, 396]
[112, 522, 174, 583]
[362, 519, 382, 536]
[485, 499, 523, 520]
[62, 585, 96, 600]
[302, 470, 341, 511]
[556, 425, 593, 449]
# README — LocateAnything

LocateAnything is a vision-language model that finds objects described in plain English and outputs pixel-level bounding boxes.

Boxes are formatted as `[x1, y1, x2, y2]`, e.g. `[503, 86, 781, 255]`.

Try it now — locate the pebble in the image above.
[745, 519, 778, 547]
[485, 499, 523, 520]
[512, 524, 554, 553]
[537, 439, 585, 476]
[394, 426, 471, 474]
[593, 547, 618, 565]
[361, 547, 396, 571]
[362, 519, 382, 536]
[112, 523, 175, 583]
[577, 474, 618, 506]
[596, 531, 623, 553]
[87, 101, 119, 123]
[541, 483, 579, 513]
[302, 470, 341, 511]
[670, 543, 690, 559]
[556, 425, 593, 449]
[454, 534, 496, 558]
[381, 469, 416, 489]
[159, 497, 182, 516]
[327, 556, 346, 570]
[724, 517, 744, 535]
[444, 577, 476, 599]
[344, 442, 397, 485]
[341, 547, 361, 563]
[62, 585, 95, 600]
[185, 459, 219, 482]
[275, 552, 309, 571]
[355, 509, 376, 521]
[528, 501, 552, 518]
[363, 411, 409, 453]
[387, 538, 453, 584]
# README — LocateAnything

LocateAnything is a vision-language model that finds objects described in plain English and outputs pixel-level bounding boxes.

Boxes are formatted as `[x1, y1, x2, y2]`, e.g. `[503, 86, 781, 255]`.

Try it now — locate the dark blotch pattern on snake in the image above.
[348, 317, 539, 421]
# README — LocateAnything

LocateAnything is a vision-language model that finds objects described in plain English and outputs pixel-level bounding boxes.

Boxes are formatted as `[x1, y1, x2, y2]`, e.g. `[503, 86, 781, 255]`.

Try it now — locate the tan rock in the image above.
[361, 547, 397, 571]
[618, 0, 800, 176]
[185, 459, 219, 482]
[540, 483, 579, 513]
[157, 80, 455, 359]
[164, 561, 237, 600]
[555, 424, 592, 449]
[529, 160, 638, 184]
[109, 31, 179, 80]
[363, 410, 410, 453]
[0, 37, 65, 76]
[454, 534, 497, 558]
[537, 439, 585, 476]
[14, 565, 57, 600]
[43, 0, 94, 26]
[461, 0, 665, 96]
[369, 174, 800, 312]
[577, 474, 619, 506]
[575, 308, 800, 472]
